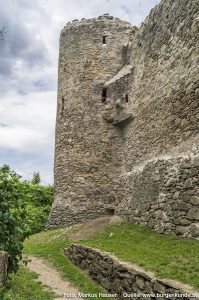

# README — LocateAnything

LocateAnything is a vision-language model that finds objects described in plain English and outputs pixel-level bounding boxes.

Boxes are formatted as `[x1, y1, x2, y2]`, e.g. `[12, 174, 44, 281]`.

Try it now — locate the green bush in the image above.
[0, 165, 29, 273]
[26, 184, 53, 234]
[0, 165, 54, 273]
[24, 199, 52, 234]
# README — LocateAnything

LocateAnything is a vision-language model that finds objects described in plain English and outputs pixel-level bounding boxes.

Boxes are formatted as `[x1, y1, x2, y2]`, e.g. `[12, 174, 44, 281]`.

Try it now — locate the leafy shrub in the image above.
[24, 183, 53, 234]
[0, 165, 29, 273]
[31, 172, 41, 185]
[0, 165, 54, 273]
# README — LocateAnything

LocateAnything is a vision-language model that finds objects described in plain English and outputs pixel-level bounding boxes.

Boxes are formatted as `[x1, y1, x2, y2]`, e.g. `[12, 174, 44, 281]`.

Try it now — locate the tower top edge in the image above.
[61, 14, 136, 32]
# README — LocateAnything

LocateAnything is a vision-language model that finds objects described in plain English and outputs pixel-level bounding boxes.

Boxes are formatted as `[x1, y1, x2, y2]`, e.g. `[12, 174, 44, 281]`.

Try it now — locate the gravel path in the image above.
[27, 255, 80, 300]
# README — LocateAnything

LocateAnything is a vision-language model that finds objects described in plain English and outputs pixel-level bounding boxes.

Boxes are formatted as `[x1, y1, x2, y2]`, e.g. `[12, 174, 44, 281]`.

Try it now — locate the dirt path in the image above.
[27, 255, 80, 300]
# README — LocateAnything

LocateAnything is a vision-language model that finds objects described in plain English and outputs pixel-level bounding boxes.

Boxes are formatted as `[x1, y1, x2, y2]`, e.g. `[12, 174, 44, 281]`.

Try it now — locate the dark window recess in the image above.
[102, 36, 106, 44]
[61, 97, 64, 115]
[125, 94, 129, 103]
[106, 208, 115, 216]
[102, 88, 107, 102]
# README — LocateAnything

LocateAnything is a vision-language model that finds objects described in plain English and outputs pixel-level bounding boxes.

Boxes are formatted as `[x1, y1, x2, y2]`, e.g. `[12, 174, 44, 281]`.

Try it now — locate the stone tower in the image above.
[47, 15, 135, 228]
[48, 0, 199, 240]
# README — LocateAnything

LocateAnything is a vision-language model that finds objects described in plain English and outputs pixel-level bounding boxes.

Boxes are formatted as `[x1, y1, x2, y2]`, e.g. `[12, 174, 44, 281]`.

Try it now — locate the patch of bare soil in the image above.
[27, 255, 80, 300]
[69, 215, 123, 241]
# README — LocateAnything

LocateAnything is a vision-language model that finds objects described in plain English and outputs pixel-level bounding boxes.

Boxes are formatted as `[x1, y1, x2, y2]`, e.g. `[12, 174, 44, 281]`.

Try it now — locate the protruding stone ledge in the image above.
[113, 113, 133, 126]
[105, 65, 133, 87]
[65, 244, 199, 300]
[0, 251, 8, 286]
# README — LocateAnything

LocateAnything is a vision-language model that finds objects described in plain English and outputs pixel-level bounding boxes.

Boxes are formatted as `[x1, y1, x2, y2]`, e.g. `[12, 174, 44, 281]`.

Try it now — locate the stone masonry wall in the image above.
[117, 156, 199, 238]
[66, 244, 199, 300]
[0, 251, 8, 286]
[49, 0, 199, 238]
[115, 0, 199, 238]
[121, 0, 199, 169]
[48, 16, 136, 228]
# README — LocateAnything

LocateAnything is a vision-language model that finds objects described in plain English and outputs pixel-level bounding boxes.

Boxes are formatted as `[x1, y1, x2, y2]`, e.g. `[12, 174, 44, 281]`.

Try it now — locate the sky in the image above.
[0, 0, 160, 184]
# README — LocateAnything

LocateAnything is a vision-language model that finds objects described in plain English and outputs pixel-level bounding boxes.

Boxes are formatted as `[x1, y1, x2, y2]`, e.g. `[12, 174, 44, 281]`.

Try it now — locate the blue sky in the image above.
[0, 0, 159, 184]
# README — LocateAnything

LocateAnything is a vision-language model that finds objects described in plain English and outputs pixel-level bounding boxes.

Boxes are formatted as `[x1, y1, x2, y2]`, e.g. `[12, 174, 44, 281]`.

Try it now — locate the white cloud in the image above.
[0, 91, 56, 153]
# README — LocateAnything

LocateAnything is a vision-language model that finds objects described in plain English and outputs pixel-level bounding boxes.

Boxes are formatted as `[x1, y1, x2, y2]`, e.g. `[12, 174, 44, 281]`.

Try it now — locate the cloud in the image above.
[0, 0, 160, 183]
[0, 90, 56, 150]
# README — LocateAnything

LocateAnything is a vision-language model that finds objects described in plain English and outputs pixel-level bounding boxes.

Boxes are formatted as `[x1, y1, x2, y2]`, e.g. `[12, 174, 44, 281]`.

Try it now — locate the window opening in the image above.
[125, 94, 129, 103]
[102, 88, 107, 102]
[102, 36, 106, 44]
[106, 208, 115, 216]
[61, 97, 64, 115]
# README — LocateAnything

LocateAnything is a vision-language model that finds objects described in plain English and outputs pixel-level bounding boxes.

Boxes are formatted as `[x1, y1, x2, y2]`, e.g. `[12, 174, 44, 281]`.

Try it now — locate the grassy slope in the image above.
[23, 222, 199, 294]
[23, 229, 113, 300]
[0, 268, 55, 300]
[79, 222, 199, 289]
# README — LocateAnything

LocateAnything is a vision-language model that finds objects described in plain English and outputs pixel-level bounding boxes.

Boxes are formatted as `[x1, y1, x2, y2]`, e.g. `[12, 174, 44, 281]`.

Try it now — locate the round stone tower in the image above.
[48, 15, 134, 228]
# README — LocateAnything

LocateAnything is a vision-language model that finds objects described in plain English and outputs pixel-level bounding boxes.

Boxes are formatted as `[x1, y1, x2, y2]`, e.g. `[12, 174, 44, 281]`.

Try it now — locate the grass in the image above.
[78, 222, 199, 290]
[23, 228, 113, 300]
[0, 268, 55, 300]
[22, 221, 199, 298]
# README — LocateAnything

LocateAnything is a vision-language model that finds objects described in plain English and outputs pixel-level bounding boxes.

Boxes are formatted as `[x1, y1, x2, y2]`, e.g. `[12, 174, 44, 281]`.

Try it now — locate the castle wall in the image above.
[49, 0, 199, 238]
[116, 0, 199, 238]
[48, 16, 135, 228]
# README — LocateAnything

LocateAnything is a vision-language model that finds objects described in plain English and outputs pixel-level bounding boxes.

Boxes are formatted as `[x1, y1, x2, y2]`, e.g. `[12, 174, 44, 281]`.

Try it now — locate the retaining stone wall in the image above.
[66, 244, 199, 300]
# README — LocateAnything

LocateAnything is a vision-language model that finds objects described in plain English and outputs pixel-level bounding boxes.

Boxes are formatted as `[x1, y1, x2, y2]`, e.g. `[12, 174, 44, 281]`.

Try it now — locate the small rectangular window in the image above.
[103, 36, 106, 44]
[102, 88, 107, 102]
[125, 94, 129, 103]
[61, 97, 64, 115]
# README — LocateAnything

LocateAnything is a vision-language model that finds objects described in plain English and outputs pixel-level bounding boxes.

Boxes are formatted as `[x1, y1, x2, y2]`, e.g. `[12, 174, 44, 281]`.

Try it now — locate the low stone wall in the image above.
[0, 251, 8, 286]
[65, 244, 199, 300]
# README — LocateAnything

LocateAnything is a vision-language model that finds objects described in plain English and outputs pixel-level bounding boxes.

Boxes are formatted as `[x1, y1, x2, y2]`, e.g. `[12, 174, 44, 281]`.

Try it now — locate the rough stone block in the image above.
[136, 276, 145, 289]
[190, 196, 199, 206]
[187, 208, 199, 220]
[154, 281, 166, 294]
[189, 224, 199, 237]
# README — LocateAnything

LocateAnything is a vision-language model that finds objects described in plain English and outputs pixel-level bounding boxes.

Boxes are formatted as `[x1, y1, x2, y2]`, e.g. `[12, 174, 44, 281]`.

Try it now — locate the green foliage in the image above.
[0, 165, 29, 273]
[31, 172, 41, 185]
[0, 165, 54, 274]
[24, 184, 54, 234]
[0, 268, 55, 300]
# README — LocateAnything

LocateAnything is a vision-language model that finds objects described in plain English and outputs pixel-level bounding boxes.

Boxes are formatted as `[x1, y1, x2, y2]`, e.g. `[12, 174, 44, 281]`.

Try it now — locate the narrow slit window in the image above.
[102, 36, 106, 45]
[61, 97, 64, 115]
[125, 94, 129, 103]
[102, 88, 107, 102]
